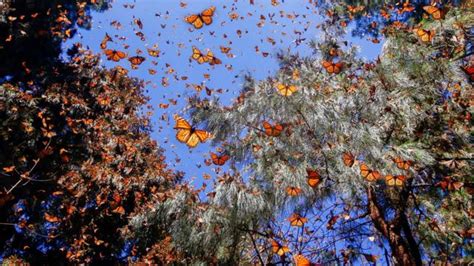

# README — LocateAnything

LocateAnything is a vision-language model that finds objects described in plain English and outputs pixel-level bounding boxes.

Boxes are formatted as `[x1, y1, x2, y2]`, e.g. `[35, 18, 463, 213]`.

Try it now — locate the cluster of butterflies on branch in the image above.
[343, 152, 412, 187]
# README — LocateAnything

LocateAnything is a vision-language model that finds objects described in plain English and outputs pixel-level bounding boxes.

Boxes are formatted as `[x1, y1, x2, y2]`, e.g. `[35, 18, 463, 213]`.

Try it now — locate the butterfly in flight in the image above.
[129, 56, 146, 68]
[360, 164, 381, 182]
[191, 46, 221, 65]
[173, 115, 212, 148]
[185, 6, 216, 29]
[289, 213, 308, 227]
[104, 49, 126, 62]
[147, 48, 160, 57]
[263, 121, 283, 137]
[276, 83, 297, 96]
[385, 175, 406, 186]
[210, 152, 230, 166]
[322, 60, 344, 74]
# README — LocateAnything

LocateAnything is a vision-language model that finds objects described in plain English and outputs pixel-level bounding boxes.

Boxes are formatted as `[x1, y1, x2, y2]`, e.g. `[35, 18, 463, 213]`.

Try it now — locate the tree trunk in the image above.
[366, 187, 422, 266]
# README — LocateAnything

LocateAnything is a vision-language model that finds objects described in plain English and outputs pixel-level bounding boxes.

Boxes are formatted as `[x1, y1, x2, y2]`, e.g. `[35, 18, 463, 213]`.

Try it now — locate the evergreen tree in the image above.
[185, 3, 473, 265]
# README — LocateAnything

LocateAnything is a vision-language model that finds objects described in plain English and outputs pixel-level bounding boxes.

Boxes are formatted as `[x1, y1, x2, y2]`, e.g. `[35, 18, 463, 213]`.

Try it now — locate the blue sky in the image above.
[66, 0, 381, 196]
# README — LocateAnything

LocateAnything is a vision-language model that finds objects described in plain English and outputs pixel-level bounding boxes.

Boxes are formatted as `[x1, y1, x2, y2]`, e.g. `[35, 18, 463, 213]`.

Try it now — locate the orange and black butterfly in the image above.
[206, 50, 222, 65]
[360, 164, 381, 182]
[342, 152, 355, 167]
[210, 152, 230, 166]
[393, 157, 413, 170]
[191, 47, 207, 64]
[104, 49, 126, 62]
[276, 83, 297, 96]
[100, 33, 112, 49]
[147, 48, 160, 57]
[385, 175, 406, 186]
[286, 186, 302, 196]
[271, 240, 290, 256]
[322, 60, 343, 74]
[414, 28, 435, 42]
[185, 6, 216, 29]
[306, 168, 321, 188]
[263, 121, 283, 137]
[129, 56, 146, 66]
[423, 5, 448, 20]
[288, 213, 308, 227]
[174, 115, 212, 148]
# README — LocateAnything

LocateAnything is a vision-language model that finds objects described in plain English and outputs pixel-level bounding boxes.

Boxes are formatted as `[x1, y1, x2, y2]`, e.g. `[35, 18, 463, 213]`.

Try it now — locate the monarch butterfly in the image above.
[263, 121, 283, 137]
[100, 33, 112, 49]
[286, 186, 302, 196]
[205, 50, 222, 65]
[147, 48, 160, 57]
[185, 6, 216, 29]
[129, 56, 146, 66]
[393, 157, 413, 170]
[423, 5, 447, 20]
[191, 46, 207, 64]
[210, 152, 230, 166]
[294, 254, 312, 266]
[306, 168, 321, 188]
[414, 28, 435, 42]
[342, 152, 355, 167]
[360, 164, 381, 182]
[385, 175, 406, 186]
[104, 49, 127, 62]
[220, 46, 231, 53]
[173, 115, 212, 148]
[322, 60, 343, 74]
[289, 213, 308, 227]
[271, 240, 290, 256]
[276, 83, 297, 96]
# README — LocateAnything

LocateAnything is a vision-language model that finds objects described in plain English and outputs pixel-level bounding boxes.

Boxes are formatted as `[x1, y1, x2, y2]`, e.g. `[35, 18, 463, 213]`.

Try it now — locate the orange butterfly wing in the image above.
[286, 186, 302, 196]
[271, 240, 289, 256]
[263, 121, 283, 137]
[210, 152, 229, 166]
[306, 168, 321, 188]
[342, 152, 355, 167]
[423, 6, 445, 20]
[185, 14, 203, 29]
[200, 8, 215, 25]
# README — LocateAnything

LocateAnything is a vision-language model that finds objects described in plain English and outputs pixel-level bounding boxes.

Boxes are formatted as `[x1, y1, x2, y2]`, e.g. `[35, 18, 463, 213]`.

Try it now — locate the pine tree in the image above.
[184, 3, 473, 265]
